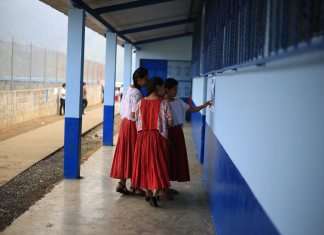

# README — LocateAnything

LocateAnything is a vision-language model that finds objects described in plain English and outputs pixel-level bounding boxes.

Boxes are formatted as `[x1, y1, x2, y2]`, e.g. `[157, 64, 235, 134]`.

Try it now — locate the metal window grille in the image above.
[198, 0, 324, 75]
[191, 11, 202, 77]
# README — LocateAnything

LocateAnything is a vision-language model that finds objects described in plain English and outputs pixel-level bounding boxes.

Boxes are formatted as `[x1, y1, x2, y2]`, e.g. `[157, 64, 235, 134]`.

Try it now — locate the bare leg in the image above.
[149, 189, 159, 207]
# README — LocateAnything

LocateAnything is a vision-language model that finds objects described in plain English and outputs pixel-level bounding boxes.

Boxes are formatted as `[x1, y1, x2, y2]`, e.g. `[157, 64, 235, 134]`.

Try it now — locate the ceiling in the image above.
[40, 0, 204, 47]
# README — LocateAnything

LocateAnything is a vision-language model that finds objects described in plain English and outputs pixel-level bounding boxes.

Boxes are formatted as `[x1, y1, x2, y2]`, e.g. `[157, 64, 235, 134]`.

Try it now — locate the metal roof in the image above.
[40, 0, 204, 47]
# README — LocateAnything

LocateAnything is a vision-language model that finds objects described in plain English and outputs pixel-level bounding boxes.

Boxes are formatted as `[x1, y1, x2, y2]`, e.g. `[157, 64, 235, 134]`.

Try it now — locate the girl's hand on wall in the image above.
[205, 100, 212, 108]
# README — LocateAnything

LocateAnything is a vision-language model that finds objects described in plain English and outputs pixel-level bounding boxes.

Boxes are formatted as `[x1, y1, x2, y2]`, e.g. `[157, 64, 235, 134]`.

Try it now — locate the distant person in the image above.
[101, 84, 104, 103]
[164, 78, 211, 185]
[82, 82, 88, 114]
[110, 67, 148, 196]
[120, 85, 124, 100]
[59, 83, 66, 115]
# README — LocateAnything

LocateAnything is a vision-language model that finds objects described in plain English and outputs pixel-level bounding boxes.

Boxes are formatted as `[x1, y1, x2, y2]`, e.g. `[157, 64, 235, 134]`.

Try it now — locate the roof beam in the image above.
[134, 32, 193, 45]
[120, 18, 196, 34]
[70, 0, 135, 45]
[94, 0, 175, 15]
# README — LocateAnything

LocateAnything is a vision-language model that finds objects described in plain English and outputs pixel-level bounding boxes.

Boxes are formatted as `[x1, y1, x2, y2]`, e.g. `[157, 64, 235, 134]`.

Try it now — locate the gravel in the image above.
[0, 115, 120, 231]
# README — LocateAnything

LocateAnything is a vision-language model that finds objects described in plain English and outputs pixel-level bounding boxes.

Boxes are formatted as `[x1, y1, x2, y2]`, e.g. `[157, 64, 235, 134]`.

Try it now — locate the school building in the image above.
[15, 0, 323, 234]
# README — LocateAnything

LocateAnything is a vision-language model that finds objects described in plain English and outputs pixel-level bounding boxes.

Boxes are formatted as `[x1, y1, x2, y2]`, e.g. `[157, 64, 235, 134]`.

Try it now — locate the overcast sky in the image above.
[0, 0, 125, 81]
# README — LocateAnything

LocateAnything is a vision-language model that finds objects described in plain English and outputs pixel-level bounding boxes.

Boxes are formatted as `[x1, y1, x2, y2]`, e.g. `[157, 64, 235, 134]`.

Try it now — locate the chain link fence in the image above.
[0, 39, 104, 90]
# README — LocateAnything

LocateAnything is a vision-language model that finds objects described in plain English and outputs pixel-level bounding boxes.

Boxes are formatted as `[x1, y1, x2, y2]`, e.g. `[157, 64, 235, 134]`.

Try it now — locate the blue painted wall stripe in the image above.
[203, 124, 279, 235]
[200, 115, 206, 164]
[64, 117, 82, 179]
[191, 102, 206, 163]
[103, 105, 115, 146]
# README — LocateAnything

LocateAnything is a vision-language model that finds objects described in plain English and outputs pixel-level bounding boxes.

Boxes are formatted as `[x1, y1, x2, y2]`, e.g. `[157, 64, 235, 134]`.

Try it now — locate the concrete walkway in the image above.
[0, 104, 119, 187]
[2, 123, 215, 235]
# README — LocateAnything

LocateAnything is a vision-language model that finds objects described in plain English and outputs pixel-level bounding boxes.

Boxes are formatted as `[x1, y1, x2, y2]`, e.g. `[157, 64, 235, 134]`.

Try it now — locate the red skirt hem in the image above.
[132, 130, 170, 190]
[168, 125, 190, 182]
[110, 118, 137, 179]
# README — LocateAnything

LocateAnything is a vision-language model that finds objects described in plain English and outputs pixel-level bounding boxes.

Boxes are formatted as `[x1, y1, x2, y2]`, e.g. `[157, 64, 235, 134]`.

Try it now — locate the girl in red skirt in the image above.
[132, 77, 173, 207]
[110, 67, 148, 195]
[164, 78, 211, 186]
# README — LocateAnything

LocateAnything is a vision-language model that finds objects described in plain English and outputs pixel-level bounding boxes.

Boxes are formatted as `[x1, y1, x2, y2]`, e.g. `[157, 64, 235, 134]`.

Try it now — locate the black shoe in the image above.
[149, 196, 158, 207]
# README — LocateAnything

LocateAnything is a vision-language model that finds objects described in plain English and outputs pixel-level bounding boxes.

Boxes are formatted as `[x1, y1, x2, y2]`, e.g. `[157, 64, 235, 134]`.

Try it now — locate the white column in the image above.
[103, 32, 117, 146]
[64, 8, 85, 178]
[123, 43, 132, 90]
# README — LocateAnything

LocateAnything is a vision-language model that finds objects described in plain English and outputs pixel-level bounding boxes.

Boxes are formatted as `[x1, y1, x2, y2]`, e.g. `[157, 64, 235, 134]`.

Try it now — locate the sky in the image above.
[0, 0, 125, 81]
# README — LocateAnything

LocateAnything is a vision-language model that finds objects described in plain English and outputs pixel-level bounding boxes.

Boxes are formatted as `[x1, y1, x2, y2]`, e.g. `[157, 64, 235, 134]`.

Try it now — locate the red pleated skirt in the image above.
[168, 125, 190, 182]
[132, 130, 170, 190]
[110, 118, 137, 179]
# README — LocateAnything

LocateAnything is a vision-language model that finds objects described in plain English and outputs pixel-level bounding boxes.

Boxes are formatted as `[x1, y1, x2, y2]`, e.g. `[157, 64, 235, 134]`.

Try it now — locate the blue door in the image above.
[140, 59, 168, 79]
[140, 59, 168, 96]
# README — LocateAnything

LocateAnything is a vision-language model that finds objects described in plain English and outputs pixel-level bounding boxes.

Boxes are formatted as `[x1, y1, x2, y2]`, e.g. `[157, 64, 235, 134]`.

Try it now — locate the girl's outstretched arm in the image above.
[187, 100, 212, 113]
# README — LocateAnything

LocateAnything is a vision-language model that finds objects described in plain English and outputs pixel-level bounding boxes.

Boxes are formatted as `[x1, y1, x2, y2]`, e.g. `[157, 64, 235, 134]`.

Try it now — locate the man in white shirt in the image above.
[59, 83, 66, 115]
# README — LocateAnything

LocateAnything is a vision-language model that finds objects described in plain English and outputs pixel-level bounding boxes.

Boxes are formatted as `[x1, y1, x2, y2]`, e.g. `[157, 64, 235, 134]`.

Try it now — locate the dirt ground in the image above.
[0, 105, 121, 231]
[0, 103, 104, 142]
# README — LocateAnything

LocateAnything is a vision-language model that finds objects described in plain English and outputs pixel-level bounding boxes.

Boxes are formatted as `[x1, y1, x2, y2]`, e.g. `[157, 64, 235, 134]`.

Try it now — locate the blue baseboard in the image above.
[64, 117, 82, 179]
[203, 124, 280, 235]
[103, 105, 115, 146]
[191, 102, 206, 163]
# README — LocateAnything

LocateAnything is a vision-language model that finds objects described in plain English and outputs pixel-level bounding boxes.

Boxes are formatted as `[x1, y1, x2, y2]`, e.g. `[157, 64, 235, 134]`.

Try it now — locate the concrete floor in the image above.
[0, 103, 120, 187]
[3, 124, 215, 235]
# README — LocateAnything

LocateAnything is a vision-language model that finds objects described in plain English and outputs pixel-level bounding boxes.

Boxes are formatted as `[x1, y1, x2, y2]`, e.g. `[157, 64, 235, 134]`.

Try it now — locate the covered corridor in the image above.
[2, 123, 214, 234]
[1, 0, 323, 234]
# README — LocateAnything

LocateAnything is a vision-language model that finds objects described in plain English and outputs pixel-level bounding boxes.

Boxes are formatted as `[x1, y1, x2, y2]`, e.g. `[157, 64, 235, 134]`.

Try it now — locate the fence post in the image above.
[11, 37, 14, 91]
[44, 47, 46, 87]
[56, 50, 59, 82]
[30, 43, 33, 88]
[92, 61, 95, 84]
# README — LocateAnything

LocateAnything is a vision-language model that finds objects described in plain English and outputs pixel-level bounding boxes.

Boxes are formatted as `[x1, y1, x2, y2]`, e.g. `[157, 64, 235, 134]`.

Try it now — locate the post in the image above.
[44, 48, 47, 87]
[123, 42, 132, 90]
[56, 50, 59, 82]
[64, 8, 85, 179]
[103, 32, 117, 146]
[11, 37, 14, 90]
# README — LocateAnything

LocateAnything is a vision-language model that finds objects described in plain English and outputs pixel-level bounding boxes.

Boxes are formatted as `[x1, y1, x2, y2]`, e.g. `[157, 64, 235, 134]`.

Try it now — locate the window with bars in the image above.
[191, 0, 324, 75]
[191, 11, 202, 77]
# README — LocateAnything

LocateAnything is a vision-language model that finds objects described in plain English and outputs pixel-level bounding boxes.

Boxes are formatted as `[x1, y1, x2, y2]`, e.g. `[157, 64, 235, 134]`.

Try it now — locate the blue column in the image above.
[103, 32, 117, 146]
[64, 8, 85, 179]
[123, 42, 132, 90]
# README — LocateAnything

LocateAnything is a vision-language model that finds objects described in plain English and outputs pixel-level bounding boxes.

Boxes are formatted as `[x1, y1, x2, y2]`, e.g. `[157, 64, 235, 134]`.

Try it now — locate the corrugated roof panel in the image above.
[39, 0, 204, 45]
[127, 24, 192, 41]
[84, 0, 136, 9]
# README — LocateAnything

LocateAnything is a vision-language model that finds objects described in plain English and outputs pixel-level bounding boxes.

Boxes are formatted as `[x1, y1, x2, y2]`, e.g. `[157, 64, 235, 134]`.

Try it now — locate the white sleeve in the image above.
[181, 99, 190, 112]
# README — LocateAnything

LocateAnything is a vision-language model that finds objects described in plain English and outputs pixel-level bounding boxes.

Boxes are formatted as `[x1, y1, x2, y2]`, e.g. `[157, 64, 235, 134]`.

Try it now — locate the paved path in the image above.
[0, 104, 119, 187]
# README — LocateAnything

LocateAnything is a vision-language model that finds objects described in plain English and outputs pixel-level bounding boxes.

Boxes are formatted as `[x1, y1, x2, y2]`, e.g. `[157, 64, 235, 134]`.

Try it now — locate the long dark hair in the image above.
[147, 76, 164, 96]
[133, 67, 148, 90]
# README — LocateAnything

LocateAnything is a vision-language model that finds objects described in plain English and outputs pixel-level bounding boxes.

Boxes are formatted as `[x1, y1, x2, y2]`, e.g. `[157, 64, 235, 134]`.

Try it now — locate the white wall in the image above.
[192, 77, 205, 113]
[135, 36, 192, 67]
[206, 49, 324, 235]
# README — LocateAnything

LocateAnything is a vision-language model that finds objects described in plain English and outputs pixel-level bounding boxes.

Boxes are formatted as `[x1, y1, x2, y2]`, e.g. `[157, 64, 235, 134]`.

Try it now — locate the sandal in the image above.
[149, 196, 159, 207]
[129, 186, 146, 196]
[116, 182, 129, 195]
